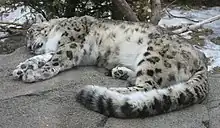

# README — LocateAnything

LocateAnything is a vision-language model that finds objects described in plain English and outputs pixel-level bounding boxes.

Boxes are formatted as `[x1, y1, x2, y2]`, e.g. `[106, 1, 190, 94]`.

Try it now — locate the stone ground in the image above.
[0, 46, 219, 128]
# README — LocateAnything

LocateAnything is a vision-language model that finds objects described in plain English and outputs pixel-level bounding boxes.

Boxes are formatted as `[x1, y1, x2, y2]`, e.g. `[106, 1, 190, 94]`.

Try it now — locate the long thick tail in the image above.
[76, 67, 208, 118]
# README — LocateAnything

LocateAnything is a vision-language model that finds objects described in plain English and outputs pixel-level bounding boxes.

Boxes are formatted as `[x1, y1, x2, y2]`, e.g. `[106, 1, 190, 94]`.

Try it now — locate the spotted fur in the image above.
[13, 15, 208, 118]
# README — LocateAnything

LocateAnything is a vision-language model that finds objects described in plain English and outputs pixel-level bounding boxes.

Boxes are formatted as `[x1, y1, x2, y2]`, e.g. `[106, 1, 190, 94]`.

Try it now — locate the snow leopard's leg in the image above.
[13, 42, 84, 82]
[109, 51, 162, 94]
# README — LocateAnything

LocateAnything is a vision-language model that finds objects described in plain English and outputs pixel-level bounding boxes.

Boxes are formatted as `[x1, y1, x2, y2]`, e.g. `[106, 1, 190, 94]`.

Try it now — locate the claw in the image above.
[12, 69, 24, 79]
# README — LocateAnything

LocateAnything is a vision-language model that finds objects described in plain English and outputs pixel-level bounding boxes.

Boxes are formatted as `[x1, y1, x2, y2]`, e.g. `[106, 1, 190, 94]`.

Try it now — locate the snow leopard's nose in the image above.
[27, 44, 32, 51]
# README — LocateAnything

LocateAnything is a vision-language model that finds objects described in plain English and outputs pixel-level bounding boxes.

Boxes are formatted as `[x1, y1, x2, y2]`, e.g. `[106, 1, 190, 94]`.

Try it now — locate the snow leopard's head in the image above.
[26, 22, 50, 54]
[26, 18, 66, 54]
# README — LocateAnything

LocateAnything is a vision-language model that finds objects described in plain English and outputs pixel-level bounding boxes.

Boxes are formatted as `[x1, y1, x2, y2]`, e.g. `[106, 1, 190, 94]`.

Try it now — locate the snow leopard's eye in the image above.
[27, 29, 33, 35]
[35, 43, 43, 49]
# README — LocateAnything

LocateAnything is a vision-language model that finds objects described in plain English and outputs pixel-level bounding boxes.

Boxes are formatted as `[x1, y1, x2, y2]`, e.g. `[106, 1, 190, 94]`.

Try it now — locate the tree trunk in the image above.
[64, 0, 79, 17]
[150, 0, 162, 25]
[111, 0, 139, 21]
[111, 3, 124, 20]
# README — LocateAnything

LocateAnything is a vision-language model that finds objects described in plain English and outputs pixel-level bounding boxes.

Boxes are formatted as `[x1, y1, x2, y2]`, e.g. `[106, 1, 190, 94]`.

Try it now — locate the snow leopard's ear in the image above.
[35, 14, 47, 23]
[30, 21, 49, 29]
[78, 15, 96, 25]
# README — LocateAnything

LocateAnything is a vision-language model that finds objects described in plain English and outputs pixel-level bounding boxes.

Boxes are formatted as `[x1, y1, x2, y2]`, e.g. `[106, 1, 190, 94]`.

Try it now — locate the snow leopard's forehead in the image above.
[27, 22, 50, 35]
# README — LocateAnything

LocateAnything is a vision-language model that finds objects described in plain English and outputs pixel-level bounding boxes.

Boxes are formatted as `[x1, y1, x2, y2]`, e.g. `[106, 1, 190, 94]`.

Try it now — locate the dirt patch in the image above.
[0, 35, 25, 54]
[211, 37, 220, 45]
[188, 28, 213, 46]
[210, 66, 220, 74]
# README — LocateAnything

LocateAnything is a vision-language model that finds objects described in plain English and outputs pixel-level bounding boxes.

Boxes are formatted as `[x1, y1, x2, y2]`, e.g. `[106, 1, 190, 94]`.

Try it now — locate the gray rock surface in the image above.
[0, 47, 219, 128]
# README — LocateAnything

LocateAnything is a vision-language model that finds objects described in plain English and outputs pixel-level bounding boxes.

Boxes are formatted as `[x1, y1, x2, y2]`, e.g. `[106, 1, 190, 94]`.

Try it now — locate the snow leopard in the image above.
[12, 15, 208, 118]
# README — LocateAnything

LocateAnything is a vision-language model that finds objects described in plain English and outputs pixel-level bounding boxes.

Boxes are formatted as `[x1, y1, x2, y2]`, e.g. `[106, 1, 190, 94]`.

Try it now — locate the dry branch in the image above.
[151, 0, 162, 25]
[111, 0, 139, 21]
[0, 22, 27, 40]
[165, 9, 199, 23]
[173, 14, 220, 34]
[0, 33, 23, 40]
[0, 21, 23, 26]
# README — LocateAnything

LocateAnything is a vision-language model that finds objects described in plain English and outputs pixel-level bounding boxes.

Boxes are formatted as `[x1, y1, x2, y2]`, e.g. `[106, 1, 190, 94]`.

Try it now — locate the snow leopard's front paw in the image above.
[13, 60, 41, 79]
[12, 59, 46, 82]
[12, 53, 54, 82]
[23, 65, 60, 82]
[13, 61, 59, 82]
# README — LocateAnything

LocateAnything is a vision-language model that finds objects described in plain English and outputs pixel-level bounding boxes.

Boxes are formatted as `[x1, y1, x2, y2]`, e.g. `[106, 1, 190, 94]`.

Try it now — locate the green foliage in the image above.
[2, 0, 220, 22]
[4, 0, 112, 20]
